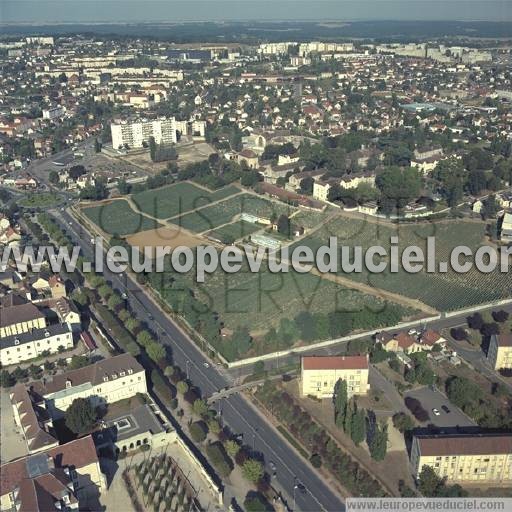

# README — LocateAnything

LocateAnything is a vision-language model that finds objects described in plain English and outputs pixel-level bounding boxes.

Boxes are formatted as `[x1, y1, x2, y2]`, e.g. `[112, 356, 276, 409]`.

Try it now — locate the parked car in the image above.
[432, 408, 441, 416]
[441, 405, 451, 413]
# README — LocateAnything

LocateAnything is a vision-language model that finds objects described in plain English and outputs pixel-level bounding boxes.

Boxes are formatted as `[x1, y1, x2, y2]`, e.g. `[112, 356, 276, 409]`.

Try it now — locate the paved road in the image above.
[404, 386, 476, 428]
[53, 209, 346, 512]
[231, 303, 512, 382]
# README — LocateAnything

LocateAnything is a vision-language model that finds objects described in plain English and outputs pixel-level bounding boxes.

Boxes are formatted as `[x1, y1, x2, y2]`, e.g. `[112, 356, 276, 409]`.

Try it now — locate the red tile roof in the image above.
[416, 434, 512, 457]
[302, 355, 368, 371]
[0, 436, 99, 496]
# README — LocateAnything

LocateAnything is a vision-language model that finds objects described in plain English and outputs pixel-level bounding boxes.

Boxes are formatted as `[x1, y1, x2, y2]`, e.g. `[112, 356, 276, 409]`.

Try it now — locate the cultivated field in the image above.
[292, 217, 512, 311]
[132, 182, 240, 219]
[173, 193, 296, 233]
[206, 220, 263, 243]
[182, 258, 411, 333]
[82, 200, 161, 236]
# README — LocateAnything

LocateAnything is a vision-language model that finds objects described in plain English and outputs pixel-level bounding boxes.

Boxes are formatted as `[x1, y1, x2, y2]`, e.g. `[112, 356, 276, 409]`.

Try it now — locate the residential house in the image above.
[0, 436, 106, 511]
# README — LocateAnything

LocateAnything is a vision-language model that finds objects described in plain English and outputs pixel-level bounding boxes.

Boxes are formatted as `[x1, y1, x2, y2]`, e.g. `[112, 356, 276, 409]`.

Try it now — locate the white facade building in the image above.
[111, 117, 177, 150]
[0, 323, 73, 366]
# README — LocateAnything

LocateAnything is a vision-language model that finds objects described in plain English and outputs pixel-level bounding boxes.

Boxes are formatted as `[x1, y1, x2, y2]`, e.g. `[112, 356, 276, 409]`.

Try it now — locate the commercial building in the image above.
[0, 323, 73, 366]
[110, 117, 177, 150]
[487, 334, 512, 370]
[300, 355, 369, 398]
[0, 436, 106, 512]
[410, 434, 512, 484]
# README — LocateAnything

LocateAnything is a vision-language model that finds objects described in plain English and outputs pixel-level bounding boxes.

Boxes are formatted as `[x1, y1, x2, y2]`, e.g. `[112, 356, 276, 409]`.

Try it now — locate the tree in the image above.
[65, 398, 98, 434]
[177, 381, 189, 395]
[1, 370, 15, 388]
[146, 341, 166, 364]
[482, 194, 499, 220]
[69, 355, 89, 370]
[136, 330, 153, 347]
[300, 176, 314, 195]
[368, 422, 388, 461]
[49, 170, 60, 185]
[392, 412, 415, 433]
[149, 136, 157, 161]
[224, 439, 240, 458]
[189, 421, 207, 443]
[107, 294, 122, 310]
[192, 398, 209, 417]
[492, 310, 509, 323]
[350, 403, 366, 445]
[276, 214, 291, 237]
[333, 378, 348, 428]
[242, 459, 264, 483]
[376, 166, 421, 213]
[418, 466, 442, 496]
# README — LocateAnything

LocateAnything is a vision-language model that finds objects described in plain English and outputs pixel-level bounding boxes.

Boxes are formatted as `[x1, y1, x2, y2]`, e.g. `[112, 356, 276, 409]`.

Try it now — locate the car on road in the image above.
[203, 362, 210, 368]
[432, 408, 441, 416]
[269, 461, 277, 472]
[121, 292, 128, 299]
[441, 405, 451, 413]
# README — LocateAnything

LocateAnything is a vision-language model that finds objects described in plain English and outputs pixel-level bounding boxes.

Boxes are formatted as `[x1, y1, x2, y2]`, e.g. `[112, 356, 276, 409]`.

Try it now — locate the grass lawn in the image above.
[292, 217, 512, 311]
[131, 182, 239, 220]
[206, 220, 263, 243]
[20, 192, 61, 208]
[82, 200, 161, 236]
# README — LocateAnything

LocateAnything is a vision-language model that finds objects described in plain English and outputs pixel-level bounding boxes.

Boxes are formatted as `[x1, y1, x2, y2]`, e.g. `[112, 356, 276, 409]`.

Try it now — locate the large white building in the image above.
[111, 117, 177, 150]
[0, 323, 73, 366]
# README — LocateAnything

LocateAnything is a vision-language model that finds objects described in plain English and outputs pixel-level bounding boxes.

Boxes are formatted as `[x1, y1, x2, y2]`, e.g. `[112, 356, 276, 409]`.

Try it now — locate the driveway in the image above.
[404, 386, 476, 428]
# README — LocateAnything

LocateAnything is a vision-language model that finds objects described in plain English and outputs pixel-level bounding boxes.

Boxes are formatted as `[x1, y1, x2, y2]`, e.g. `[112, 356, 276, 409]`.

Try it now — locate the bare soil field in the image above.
[126, 225, 204, 255]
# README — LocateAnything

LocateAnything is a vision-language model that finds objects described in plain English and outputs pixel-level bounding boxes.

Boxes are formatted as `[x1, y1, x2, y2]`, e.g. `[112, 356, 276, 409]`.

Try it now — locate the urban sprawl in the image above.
[0, 33, 511, 512]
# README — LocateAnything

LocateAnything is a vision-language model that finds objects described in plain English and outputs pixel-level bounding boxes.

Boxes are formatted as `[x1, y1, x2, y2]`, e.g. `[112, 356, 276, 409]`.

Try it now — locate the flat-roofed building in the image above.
[111, 117, 176, 150]
[300, 355, 369, 398]
[410, 434, 512, 484]
[487, 334, 512, 370]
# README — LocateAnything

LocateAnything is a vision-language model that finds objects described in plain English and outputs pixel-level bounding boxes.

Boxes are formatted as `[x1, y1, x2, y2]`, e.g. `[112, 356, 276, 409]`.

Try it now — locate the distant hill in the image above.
[1, 20, 511, 43]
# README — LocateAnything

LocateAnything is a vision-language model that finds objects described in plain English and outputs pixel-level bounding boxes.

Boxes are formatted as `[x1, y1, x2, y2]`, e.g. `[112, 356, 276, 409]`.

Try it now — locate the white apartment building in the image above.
[42, 105, 65, 120]
[0, 323, 73, 366]
[111, 117, 177, 150]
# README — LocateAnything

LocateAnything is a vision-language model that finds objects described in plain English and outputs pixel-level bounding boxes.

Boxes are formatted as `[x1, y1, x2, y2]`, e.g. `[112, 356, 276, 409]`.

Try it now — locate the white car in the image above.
[432, 408, 441, 416]
[203, 362, 210, 368]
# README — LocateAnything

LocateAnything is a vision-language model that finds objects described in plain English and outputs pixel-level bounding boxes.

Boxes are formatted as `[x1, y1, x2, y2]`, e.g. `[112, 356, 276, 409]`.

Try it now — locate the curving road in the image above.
[53, 208, 346, 512]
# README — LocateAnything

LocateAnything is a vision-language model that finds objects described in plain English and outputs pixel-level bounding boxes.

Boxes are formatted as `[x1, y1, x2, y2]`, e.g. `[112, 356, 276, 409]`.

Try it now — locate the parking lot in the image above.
[405, 386, 476, 428]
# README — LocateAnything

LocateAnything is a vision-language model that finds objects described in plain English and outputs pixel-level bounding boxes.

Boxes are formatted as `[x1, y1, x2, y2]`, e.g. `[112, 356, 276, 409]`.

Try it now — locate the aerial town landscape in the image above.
[0, 6, 511, 512]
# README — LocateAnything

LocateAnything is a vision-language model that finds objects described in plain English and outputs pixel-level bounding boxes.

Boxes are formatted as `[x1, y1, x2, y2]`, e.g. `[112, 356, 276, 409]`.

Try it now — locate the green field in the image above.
[206, 220, 263, 243]
[82, 200, 161, 236]
[174, 193, 296, 233]
[292, 217, 512, 311]
[20, 192, 61, 208]
[170, 258, 410, 333]
[132, 182, 240, 220]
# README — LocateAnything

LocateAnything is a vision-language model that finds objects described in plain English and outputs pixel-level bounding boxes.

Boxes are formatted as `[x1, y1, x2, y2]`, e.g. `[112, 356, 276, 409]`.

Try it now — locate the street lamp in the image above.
[293, 477, 298, 511]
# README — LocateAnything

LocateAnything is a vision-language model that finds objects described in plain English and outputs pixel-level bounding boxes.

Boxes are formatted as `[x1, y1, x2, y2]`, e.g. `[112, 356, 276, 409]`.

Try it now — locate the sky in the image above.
[0, 0, 511, 23]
